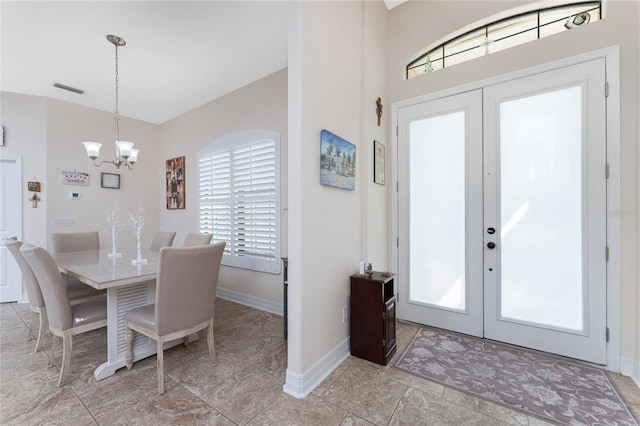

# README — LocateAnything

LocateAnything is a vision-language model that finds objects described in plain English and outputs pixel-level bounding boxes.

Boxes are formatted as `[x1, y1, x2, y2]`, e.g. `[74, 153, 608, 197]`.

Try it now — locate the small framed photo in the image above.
[27, 181, 41, 192]
[101, 173, 120, 189]
[374, 140, 385, 185]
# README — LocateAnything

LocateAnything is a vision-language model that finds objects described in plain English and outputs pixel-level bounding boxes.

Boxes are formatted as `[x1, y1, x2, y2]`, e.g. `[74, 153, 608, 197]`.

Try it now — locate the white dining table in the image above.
[53, 248, 173, 381]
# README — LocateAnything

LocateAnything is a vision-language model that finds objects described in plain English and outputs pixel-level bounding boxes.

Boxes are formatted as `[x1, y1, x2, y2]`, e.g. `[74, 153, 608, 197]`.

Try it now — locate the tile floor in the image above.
[1, 298, 638, 425]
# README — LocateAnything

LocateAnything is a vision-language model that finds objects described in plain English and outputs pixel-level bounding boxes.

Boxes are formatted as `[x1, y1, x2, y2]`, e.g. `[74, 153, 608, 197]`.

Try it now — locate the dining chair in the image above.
[5, 240, 105, 353]
[50, 231, 100, 253]
[124, 241, 225, 394]
[149, 231, 176, 251]
[50, 231, 101, 287]
[182, 233, 213, 247]
[20, 244, 107, 387]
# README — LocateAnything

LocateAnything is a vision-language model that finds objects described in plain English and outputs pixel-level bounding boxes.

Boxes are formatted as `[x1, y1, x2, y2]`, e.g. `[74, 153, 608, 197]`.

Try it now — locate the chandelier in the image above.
[83, 35, 138, 170]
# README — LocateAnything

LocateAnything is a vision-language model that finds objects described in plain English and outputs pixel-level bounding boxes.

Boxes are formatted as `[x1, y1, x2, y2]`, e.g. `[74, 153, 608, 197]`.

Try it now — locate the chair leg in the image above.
[27, 311, 37, 341]
[157, 338, 165, 395]
[34, 310, 47, 353]
[125, 327, 134, 370]
[49, 335, 57, 368]
[207, 319, 216, 366]
[57, 330, 72, 387]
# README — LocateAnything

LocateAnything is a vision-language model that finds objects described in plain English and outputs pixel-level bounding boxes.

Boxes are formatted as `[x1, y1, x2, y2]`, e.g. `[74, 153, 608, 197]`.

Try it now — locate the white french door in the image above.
[397, 59, 608, 364]
[397, 90, 484, 337]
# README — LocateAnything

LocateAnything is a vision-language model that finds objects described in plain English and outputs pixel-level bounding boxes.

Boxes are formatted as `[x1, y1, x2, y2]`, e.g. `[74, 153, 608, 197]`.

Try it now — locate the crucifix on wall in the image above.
[376, 97, 383, 127]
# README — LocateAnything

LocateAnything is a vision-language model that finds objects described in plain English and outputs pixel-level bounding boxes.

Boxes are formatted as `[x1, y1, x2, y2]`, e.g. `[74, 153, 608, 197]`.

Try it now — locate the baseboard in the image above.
[620, 356, 640, 389]
[283, 337, 350, 399]
[216, 287, 283, 316]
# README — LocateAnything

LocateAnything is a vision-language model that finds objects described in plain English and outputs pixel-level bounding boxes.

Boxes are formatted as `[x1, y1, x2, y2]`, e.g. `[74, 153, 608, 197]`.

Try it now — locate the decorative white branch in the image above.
[105, 206, 122, 258]
[129, 201, 147, 264]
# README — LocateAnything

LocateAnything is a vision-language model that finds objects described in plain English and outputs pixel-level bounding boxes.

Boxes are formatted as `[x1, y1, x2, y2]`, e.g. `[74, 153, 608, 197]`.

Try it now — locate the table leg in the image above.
[94, 282, 156, 380]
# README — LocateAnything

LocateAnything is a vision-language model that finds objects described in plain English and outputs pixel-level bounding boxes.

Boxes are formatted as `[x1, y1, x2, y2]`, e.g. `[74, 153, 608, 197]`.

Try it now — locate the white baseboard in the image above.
[620, 356, 640, 389]
[283, 337, 350, 399]
[216, 287, 283, 316]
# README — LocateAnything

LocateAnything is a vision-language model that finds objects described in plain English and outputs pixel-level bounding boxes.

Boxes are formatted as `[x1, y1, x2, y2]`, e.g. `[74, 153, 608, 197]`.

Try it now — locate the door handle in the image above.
[487, 227, 495, 234]
[487, 242, 496, 249]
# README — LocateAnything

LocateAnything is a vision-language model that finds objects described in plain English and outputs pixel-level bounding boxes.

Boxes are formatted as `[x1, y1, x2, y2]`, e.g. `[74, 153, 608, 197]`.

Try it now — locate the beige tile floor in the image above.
[1, 298, 638, 425]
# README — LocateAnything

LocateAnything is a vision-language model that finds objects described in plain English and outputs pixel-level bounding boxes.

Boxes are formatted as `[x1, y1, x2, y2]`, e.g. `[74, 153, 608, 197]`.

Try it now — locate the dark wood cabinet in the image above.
[350, 272, 396, 365]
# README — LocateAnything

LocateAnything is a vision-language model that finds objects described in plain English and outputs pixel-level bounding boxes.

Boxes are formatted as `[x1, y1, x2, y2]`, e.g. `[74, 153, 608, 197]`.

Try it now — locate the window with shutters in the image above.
[198, 130, 280, 274]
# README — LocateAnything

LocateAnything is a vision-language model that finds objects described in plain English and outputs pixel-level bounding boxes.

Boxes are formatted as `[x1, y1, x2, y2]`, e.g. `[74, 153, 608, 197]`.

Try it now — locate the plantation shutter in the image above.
[198, 130, 280, 273]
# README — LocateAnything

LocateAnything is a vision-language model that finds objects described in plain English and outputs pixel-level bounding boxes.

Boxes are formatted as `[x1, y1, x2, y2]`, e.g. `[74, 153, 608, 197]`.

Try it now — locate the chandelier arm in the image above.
[92, 158, 123, 169]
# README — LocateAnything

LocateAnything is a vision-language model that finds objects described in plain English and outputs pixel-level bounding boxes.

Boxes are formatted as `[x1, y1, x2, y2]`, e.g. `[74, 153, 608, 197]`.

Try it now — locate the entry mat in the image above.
[394, 327, 639, 425]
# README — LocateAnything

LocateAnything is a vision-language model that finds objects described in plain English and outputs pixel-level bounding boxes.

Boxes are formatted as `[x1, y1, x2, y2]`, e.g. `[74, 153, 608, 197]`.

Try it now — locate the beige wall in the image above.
[387, 0, 639, 374]
[1, 92, 48, 248]
[287, 0, 388, 379]
[156, 69, 288, 305]
[1, 93, 160, 250]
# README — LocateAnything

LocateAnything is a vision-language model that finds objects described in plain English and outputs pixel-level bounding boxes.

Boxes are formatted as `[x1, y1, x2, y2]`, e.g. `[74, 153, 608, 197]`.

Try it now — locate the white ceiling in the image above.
[1, 1, 289, 124]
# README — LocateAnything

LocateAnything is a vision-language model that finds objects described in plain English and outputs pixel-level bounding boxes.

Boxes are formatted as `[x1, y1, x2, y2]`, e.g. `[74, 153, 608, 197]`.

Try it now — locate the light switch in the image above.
[53, 217, 73, 226]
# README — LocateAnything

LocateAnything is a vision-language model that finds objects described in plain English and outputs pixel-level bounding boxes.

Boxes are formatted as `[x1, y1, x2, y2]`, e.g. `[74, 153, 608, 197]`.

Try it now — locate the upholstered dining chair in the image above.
[124, 241, 225, 395]
[50, 231, 100, 253]
[50, 231, 101, 287]
[182, 233, 213, 247]
[5, 240, 104, 353]
[149, 231, 177, 251]
[20, 244, 107, 387]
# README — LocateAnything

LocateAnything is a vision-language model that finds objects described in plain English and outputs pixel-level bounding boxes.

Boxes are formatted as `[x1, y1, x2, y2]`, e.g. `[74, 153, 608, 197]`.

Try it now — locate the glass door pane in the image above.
[410, 112, 466, 311]
[499, 86, 584, 331]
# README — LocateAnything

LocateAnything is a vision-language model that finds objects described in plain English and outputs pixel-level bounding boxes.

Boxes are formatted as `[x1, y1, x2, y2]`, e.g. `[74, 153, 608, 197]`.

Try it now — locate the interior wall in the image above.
[0, 92, 48, 248]
[387, 0, 639, 374]
[44, 98, 160, 250]
[157, 69, 288, 305]
[363, 1, 390, 271]
[287, 0, 388, 384]
[0, 92, 161, 250]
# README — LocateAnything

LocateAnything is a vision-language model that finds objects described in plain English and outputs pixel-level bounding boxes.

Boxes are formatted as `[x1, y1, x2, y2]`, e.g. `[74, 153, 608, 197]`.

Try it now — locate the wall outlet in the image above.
[342, 306, 349, 323]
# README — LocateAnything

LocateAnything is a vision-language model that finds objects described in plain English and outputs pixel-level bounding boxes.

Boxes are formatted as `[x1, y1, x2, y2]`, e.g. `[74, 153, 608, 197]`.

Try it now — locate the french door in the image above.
[397, 59, 607, 364]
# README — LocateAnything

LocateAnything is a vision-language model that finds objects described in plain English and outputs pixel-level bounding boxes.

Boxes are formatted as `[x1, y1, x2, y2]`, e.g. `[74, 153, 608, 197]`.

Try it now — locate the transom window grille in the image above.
[406, 2, 601, 79]
[198, 130, 280, 274]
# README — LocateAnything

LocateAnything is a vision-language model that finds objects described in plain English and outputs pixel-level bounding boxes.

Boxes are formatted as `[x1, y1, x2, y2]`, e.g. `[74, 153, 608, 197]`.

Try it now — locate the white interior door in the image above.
[483, 59, 607, 364]
[0, 156, 23, 303]
[397, 90, 484, 337]
[397, 58, 607, 364]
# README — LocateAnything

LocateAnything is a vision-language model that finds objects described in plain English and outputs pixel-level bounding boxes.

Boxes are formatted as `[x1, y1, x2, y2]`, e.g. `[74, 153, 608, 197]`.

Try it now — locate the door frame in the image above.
[391, 46, 621, 371]
[0, 154, 24, 303]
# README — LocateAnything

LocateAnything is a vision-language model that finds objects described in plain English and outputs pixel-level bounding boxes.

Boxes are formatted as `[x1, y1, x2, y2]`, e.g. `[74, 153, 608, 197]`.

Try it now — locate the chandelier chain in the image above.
[114, 41, 120, 141]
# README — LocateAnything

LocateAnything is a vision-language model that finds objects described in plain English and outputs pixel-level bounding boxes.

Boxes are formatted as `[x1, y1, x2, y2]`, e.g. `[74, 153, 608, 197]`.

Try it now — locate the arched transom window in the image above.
[406, 1, 601, 79]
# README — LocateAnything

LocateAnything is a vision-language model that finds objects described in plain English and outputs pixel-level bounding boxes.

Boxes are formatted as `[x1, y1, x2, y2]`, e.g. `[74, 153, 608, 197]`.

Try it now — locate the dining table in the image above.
[53, 247, 178, 381]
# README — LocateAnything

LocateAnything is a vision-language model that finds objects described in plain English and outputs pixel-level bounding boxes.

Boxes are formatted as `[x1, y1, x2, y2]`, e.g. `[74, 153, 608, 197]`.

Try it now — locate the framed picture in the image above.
[101, 173, 120, 189]
[166, 156, 185, 209]
[320, 129, 356, 191]
[27, 181, 41, 192]
[374, 140, 385, 185]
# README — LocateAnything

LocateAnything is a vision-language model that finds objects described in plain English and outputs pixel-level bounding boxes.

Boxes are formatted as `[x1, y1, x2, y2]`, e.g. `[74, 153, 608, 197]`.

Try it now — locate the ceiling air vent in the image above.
[53, 82, 85, 95]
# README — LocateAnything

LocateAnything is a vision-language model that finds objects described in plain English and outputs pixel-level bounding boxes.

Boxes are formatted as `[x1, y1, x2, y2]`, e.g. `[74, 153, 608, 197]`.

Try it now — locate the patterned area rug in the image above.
[395, 328, 639, 426]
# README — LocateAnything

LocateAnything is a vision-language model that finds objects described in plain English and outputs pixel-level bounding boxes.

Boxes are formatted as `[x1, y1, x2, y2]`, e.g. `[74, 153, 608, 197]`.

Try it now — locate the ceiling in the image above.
[1, 1, 289, 124]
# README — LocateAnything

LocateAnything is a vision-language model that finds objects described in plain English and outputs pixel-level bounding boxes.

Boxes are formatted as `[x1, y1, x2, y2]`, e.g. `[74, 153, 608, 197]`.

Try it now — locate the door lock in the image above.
[487, 242, 496, 249]
[487, 227, 496, 235]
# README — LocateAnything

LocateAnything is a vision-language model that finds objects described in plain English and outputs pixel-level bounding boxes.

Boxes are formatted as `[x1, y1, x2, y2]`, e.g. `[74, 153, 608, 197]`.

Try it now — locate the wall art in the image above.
[166, 156, 185, 209]
[62, 170, 89, 186]
[320, 129, 356, 191]
[374, 140, 385, 185]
